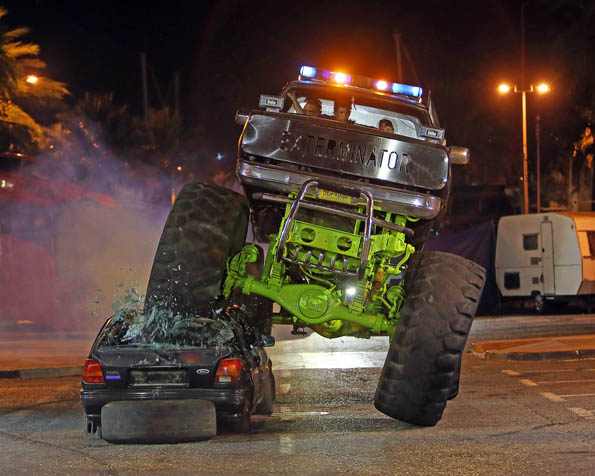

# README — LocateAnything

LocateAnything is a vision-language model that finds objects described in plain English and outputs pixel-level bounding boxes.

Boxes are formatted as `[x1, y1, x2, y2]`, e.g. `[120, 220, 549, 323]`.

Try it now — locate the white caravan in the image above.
[495, 212, 595, 311]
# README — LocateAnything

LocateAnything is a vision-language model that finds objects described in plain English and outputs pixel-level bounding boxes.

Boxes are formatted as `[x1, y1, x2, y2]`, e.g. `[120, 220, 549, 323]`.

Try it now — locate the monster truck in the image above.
[144, 66, 486, 426]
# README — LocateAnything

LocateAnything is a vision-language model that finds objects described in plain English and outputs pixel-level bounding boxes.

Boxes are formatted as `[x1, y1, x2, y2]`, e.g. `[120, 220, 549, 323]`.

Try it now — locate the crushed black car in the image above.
[80, 306, 275, 440]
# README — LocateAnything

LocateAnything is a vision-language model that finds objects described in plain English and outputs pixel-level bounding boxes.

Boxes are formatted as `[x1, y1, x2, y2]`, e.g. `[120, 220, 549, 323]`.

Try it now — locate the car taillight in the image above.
[83, 359, 105, 383]
[215, 358, 244, 383]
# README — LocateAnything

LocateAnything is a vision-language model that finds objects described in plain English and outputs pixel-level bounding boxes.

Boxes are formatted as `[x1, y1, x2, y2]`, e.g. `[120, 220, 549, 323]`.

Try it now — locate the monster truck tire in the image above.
[144, 182, 249, 317]
[101, 400, 217, 443]
[374, 251, 486, 426]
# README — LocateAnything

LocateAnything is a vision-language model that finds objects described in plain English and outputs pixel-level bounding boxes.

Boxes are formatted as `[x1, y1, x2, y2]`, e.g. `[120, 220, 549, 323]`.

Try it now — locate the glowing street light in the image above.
[26, 75, 38, 84]
[536, 83, 549, 94]
[498, 82, 550, 214]
[498, 83, 511, 94]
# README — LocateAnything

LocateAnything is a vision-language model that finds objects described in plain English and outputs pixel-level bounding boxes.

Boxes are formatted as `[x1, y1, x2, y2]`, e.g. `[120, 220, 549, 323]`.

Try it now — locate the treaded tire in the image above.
[101, 400, 217, 443]
[374, 251, 486, 426]
[144, 182, 249, 317]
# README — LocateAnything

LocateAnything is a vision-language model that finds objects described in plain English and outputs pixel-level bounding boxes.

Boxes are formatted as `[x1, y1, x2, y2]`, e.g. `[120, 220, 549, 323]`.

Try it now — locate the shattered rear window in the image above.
[97, 308, 242, 350]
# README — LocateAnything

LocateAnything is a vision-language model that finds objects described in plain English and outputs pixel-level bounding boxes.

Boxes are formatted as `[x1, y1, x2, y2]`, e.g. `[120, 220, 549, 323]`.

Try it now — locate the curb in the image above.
[471, 334, 595, 361]
[475, 348, 595, 361]
[0, 366, 83, 379]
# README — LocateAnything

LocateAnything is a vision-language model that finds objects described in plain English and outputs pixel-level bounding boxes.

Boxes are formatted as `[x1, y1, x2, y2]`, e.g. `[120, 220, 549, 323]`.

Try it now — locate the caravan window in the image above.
[587, 231, 595, 256]
[523, 233, 538, 250]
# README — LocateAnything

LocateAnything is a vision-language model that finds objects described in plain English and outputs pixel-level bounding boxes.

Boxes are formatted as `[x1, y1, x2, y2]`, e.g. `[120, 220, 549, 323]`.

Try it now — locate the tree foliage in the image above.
[0, 7, 69, 152]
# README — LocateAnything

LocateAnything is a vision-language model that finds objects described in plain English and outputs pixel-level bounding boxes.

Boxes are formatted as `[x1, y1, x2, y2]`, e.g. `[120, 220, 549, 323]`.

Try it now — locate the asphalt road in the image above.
[1, 315, 595, 475]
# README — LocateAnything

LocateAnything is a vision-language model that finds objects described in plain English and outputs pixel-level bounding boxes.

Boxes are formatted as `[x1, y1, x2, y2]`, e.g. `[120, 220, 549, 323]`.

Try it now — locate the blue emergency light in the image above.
[300, 66, 317, 78]
[392, 83, 423, 97]
[299, 65, 423, 99]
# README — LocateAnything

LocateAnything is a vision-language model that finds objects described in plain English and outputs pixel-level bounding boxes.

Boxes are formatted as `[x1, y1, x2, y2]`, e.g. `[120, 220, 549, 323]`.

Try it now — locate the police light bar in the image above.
[299, 65, 423, 98]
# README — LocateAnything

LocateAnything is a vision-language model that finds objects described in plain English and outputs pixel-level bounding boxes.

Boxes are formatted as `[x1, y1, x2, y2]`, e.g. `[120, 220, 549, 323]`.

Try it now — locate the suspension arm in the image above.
[239, 275, 395, 335]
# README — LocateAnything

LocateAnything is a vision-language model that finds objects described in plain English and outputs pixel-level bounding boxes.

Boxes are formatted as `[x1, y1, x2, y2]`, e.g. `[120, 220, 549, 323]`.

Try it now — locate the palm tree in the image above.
[0, 7, 68, 151]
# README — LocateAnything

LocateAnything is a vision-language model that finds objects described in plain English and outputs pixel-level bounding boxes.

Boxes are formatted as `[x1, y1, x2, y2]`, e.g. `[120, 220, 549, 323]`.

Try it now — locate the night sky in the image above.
[1, 0, 586, 183]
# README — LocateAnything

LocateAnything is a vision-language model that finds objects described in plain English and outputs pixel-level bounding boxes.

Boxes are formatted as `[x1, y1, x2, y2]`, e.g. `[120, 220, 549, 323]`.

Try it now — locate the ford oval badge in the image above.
[196, 368, 210, 375]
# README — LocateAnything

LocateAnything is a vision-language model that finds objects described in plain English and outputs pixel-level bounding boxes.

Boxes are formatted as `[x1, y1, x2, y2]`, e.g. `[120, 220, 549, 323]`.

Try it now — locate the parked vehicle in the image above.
[80, 306, 275, 440]
[495, 212, 595, 311]
[143, 66, 486, 426]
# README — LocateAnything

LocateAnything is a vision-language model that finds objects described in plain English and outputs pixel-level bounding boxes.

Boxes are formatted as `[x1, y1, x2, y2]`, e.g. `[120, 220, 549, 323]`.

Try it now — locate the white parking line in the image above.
[568, 408, 595, 420]
[559, 393, 595, 398]
[272, 407, 330, 421]
[520, 378, 538, 387]
[279, 434, 295, 454]
[532, 379, 595, 384]
[270, 351, 388, 370]
[540, 392, 566, 402]
[502, 370, 520, 376]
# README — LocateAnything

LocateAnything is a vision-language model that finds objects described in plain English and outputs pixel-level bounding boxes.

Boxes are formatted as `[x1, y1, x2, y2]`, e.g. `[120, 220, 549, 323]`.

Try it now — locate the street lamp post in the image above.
[521, 88, 529, 214]
[536, 114, 541, 213]
[498, 82, 549, 214]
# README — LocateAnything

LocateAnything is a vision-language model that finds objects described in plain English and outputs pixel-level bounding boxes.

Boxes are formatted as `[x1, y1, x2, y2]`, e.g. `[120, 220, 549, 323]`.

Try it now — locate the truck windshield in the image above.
[284, 84, 432, 139]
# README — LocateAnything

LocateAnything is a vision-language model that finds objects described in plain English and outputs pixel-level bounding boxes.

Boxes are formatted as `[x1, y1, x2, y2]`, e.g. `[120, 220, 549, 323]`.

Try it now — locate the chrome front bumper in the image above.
[237, 161, 442, 219]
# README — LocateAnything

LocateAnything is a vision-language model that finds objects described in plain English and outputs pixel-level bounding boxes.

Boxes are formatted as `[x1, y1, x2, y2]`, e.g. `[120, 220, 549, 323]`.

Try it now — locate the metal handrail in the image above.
[271, 179, 411, 279]
[253, 193, 414, 237]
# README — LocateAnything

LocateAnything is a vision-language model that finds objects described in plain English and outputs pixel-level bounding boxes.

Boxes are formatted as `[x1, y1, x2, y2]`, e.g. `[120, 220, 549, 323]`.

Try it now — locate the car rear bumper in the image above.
[81, 387, 250, 422]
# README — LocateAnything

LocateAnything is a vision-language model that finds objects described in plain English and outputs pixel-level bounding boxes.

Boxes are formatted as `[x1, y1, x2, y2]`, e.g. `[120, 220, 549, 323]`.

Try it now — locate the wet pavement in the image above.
[2, 334, 595, 474]
[3, 313, 595, 376]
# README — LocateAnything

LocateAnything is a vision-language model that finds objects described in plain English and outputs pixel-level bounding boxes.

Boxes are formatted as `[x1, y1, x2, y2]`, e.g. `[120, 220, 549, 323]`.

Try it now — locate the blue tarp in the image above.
[424, 221, 498, 315]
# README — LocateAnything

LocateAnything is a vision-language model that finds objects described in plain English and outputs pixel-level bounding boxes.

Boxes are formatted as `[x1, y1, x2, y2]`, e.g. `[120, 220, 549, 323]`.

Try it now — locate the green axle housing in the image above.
[223, 192, 415, 339]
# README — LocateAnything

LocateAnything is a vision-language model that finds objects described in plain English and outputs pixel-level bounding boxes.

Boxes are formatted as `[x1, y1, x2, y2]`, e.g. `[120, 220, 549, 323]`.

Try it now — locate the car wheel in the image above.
[374, 251, 486, 426]
[144, 182, 249, 317]
[100, 399, 217, 443]
[534, 293, 547, 313]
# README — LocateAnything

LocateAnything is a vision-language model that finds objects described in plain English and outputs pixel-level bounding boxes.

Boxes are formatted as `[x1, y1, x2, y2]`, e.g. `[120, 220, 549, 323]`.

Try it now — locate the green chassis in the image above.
[222, 189, 417, 339]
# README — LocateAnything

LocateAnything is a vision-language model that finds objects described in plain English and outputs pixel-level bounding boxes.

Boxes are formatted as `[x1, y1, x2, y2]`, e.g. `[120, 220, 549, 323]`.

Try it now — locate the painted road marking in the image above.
[273, 406, 330, 421]
[279, 434, 295, 454]
[540, 392, 566, 402]
[271, 351, 387, 370]
[532, 379, 595, 384]
[560, 393, 595, 398]
[502, 370, 520, 376]
[568, 408, 595, 420]
[520, 378, 538, 387]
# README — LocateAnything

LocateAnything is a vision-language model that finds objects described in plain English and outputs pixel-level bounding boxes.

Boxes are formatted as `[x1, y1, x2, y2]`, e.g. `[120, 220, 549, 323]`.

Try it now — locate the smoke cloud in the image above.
[0, 124, 182, 331]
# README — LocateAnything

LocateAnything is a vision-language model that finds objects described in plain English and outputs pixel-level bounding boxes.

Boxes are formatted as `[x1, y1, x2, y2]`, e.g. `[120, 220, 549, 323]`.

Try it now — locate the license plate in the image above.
[318, 189, 351, 204]
[129, 369, 188, 387]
